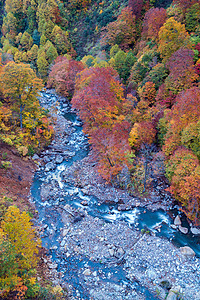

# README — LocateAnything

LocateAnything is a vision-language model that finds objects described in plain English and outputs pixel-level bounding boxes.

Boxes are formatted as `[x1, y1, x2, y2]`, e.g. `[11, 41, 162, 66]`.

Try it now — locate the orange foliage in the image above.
[129, 121, 156, 150]
[162, 87, 200, 156]
[101, 7, 136, 51]
[72, 67, 133, 182]
[166, 148, 200, 224]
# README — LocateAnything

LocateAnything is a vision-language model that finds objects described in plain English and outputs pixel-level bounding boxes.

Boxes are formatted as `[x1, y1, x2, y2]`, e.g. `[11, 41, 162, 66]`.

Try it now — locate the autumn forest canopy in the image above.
[0, 0, 200, 297]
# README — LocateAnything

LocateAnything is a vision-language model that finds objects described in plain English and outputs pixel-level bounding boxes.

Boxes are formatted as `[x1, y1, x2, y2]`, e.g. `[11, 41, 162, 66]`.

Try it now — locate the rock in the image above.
[81, 189, 89, 195]
[81, 200, 88, 206]
[32, 154, 39, 160]
[166, 285, 181, 300]
[109, 249, 115, 256]
[145, 267, 157, 280]
[43, 156, 50, 163]
[48, 263, 58, 269]
[171, 224, 177, 229]
[174, 215, 181, 226]
[180, 246, 195, 257]
[159, 279, 172, 291]
[115, 247, 124, 257]
[45, 162, 56, 172]
[56, 155, 63, 164]
[83, 269, 91, 276]
[74, 187, 79, 195]
[191, 227, 200, 235]
[178, 226, 188, 234]
[62, 229, 69, 237]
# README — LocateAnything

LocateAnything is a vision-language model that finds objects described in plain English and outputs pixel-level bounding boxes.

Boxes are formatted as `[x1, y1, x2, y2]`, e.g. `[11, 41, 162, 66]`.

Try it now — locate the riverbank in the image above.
[31, 89, 200, 300]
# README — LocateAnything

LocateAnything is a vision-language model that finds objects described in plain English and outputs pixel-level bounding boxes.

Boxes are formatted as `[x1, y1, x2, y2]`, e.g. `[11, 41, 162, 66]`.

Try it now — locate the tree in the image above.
[37, 52, 49, 79]
[0, 206, 41, 298]
[164, 48, 198, 94]
[138, 81, 156, 106]
[165, 148, 200, 224]
[0, 61, 43, 129]
[101, 7, 136, 51]
[158, 17, 191, 61]
[172, 0, 199, 12]
[142, 7, 167, 41]
[1, 206, 41, 270]
[72, 67, 134, 182]
[129, 121, 157, 191]
[161, 87, 200, 156]
[47, 56, 84, 98]
[128, 0, 144, 19]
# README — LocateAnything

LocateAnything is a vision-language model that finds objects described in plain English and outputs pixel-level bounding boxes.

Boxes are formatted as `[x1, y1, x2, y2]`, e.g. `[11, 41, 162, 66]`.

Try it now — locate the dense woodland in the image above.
[0, 0, 200, 298]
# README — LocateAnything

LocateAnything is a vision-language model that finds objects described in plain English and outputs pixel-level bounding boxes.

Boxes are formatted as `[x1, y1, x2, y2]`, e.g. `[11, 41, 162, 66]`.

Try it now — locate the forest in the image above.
[0, 0, 200, 298]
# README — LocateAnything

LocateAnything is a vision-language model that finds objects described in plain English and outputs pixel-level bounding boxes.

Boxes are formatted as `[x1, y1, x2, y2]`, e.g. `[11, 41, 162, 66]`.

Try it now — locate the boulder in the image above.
[180, 246, 195, 257]
[55, 155, 64, 164]
[178, 226, 188, 234]
[171, 224, 177, 229]
[83, 269, 91, 276]
[191, 227, 200, 235]
[32, 154, 39, 160]
[174, 215, 181, 226]
[166, 286, 181, 300]
[45, 162, 56, 172]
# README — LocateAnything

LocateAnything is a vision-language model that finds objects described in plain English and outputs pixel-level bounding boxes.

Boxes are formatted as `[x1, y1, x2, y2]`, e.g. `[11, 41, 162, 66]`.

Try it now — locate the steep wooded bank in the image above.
[0, 0, 200, 298]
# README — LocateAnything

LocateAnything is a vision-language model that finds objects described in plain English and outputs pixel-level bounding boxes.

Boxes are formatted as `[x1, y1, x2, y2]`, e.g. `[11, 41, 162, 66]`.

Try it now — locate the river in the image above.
[31, 90, 200, 299]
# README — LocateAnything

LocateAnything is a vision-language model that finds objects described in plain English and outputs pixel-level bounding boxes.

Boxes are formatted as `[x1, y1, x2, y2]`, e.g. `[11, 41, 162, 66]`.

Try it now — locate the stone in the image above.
[32, 154, 39, 160]
[145, 267, 157, 280]
[180, 246, 195, 257]
[191, 227, 200, 235]
[45, 162, 56, 172]
[109, 249, 115, 256]
[83, 269, 91, 276]
[63, 229, 69, 237]
[56, 155, 63, 164]
[48, 263, 58, 269]
[174, 215, 181, 226]
[170, 224, 177, 229]
[116, 247, 124, 257]
[178, 226, 188, 234]
[43, 156, 50, 163]
[166, 286, 181, 300]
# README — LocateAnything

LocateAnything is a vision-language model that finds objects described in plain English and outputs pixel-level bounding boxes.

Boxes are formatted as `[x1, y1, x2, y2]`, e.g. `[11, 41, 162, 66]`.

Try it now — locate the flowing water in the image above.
[31, 91, 200, 299]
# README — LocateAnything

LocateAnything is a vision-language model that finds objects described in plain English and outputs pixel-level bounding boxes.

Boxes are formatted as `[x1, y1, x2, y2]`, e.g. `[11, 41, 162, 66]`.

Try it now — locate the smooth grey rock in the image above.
[174, 215, 181, 226]
[178, 226, 188, 234]
[191, 227, 200, 235]
[171, 224, 177, 229]
[83, 269, 91, 276]
[56, 155, 64, 164]
[180, 246, 195, 257]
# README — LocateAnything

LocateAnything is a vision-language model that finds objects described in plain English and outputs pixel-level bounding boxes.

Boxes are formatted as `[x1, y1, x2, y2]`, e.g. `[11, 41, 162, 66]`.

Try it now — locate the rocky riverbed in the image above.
[31, 89, 200, 300]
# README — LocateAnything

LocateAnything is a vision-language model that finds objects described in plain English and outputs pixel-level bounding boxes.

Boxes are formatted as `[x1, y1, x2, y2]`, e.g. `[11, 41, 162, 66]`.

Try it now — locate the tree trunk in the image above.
[20, 103, 23, 129]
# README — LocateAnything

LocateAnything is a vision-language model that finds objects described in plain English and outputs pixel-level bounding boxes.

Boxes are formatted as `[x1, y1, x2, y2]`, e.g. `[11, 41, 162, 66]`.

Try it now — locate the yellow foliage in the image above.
[1, 206, 41, 270]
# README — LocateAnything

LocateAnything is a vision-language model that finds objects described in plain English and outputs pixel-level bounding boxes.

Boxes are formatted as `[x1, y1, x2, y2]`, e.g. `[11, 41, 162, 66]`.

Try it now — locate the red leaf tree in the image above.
[72, 67, 133, 182]
[47, 56, 84, 98]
